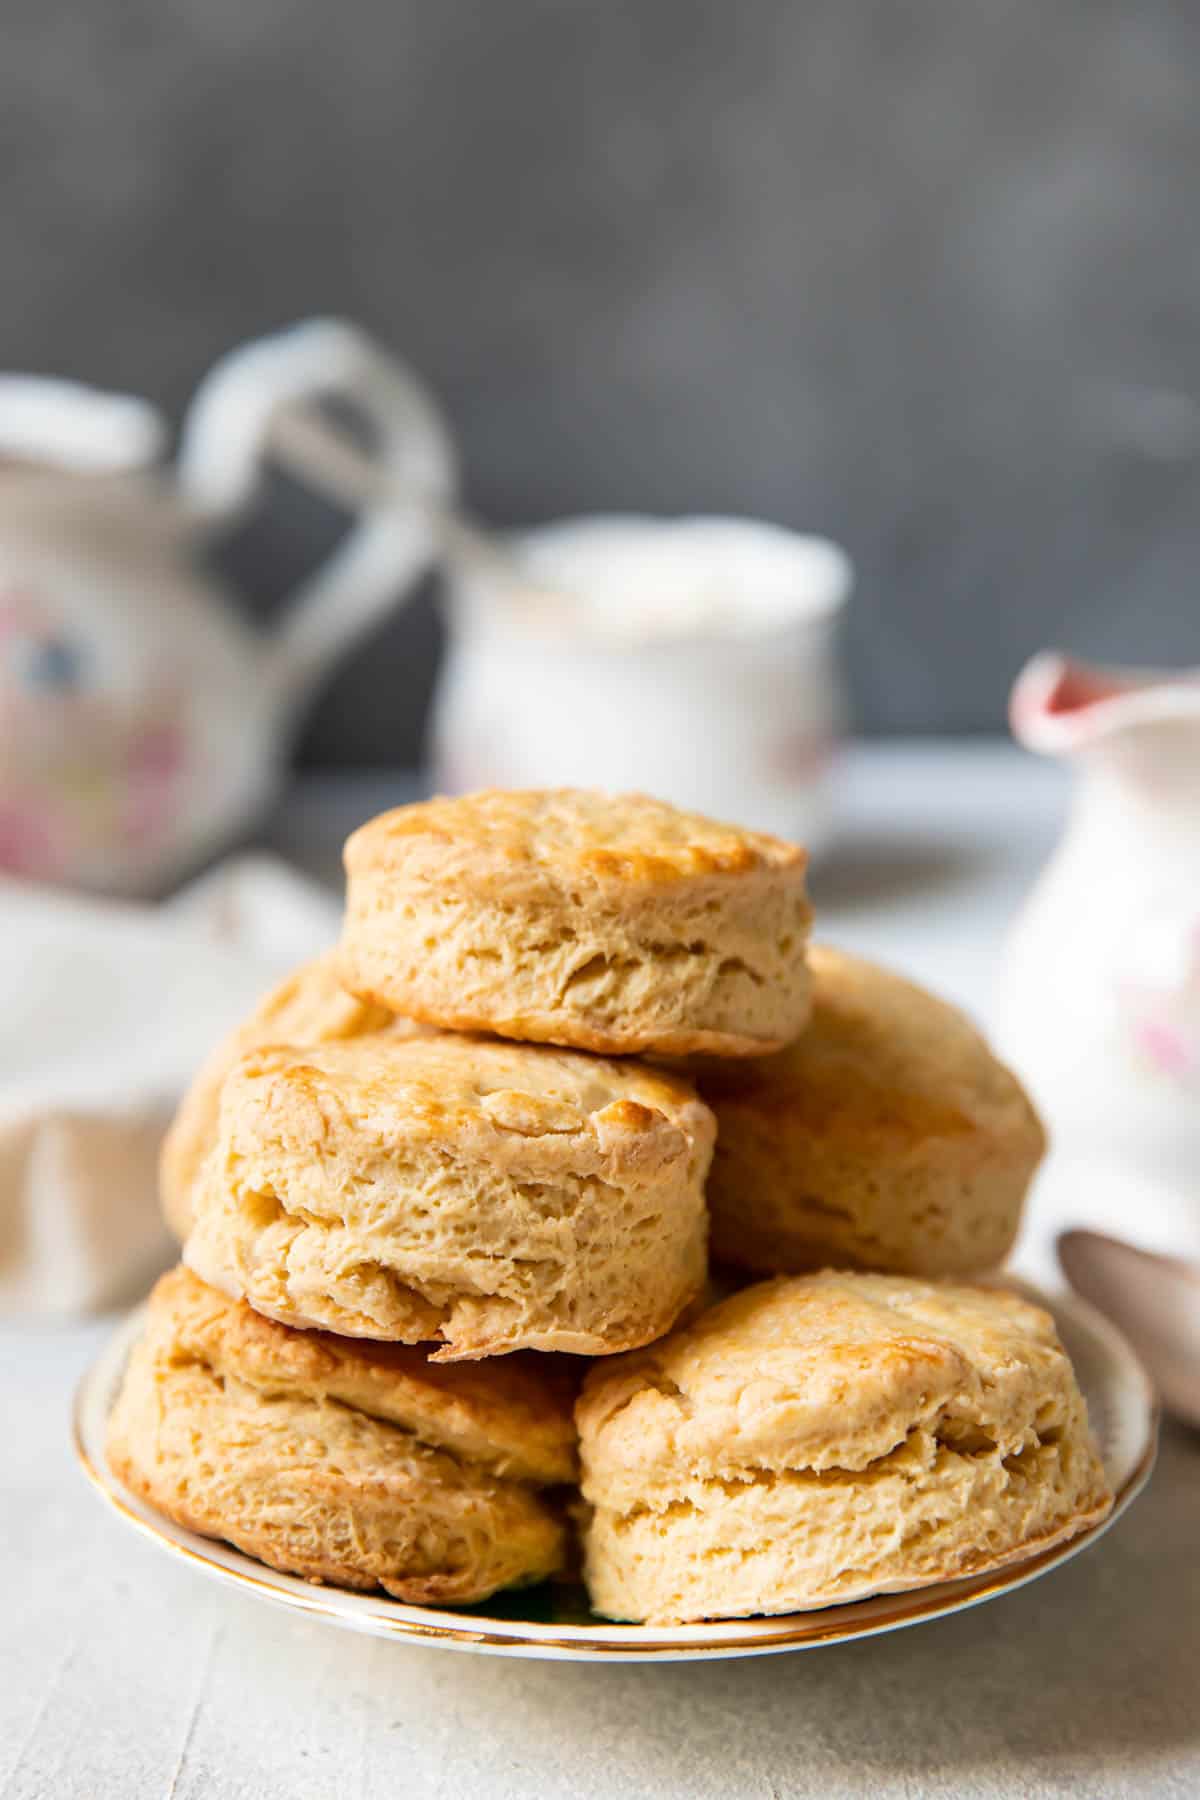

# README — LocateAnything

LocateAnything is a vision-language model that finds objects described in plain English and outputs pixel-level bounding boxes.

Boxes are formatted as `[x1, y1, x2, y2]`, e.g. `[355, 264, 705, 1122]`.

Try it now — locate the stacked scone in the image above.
[111, 788, 1112, 1625]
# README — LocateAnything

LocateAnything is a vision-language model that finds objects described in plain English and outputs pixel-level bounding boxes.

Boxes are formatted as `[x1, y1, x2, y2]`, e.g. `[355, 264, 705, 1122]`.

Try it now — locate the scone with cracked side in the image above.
[160, 953, 402, 1242]
[338, 789, 812, 1056]
[577, 1271, 1112, 1623]
[185, 1032, 714, 1359]
[108, 1268, 574, 1604]
[697, 946, 1046, 1278]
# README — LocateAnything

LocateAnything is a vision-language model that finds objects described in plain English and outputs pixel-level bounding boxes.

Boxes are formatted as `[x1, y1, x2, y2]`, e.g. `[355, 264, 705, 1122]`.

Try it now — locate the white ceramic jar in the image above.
[429, 514, 851, 849]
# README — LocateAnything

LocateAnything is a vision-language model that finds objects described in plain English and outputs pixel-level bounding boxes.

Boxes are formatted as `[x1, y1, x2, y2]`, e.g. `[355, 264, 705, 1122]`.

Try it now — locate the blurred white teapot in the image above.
[0, 320, 455, 894]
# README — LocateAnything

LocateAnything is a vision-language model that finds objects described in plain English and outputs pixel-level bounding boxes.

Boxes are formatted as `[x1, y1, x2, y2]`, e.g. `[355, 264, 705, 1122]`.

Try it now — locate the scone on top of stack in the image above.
[111, 784, 1109, 1625]
[577, 1273, 1112, 1624]
[338, 788, 813, 1055]
[184, 1032, 713, 1359]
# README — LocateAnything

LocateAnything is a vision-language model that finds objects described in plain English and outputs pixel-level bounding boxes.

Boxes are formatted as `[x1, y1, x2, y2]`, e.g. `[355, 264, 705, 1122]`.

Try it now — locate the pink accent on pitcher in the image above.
[1011, 651, 1200, 757]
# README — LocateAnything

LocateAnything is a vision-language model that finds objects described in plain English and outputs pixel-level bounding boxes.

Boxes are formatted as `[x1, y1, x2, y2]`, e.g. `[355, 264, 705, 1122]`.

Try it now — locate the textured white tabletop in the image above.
[4, 744, 1198, 1800]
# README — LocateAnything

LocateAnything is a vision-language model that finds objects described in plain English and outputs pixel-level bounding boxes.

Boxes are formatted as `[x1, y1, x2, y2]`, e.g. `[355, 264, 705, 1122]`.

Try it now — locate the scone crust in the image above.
[699, 945, 1046, 1278]
[108, 1269, 571, 1605]
[158, 1265, 576, 1481]
[185, 1032, 713, 1359]
[577, 1272, 1113, 1623]
[160, 954, 398, 1241]
[338, 789, 812, 1055]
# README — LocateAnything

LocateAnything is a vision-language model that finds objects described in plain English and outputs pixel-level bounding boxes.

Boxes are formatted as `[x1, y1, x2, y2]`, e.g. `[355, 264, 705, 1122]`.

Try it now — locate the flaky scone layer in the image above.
[108, 1269, 571, 1605]
[160, 953, 403, 1242]
[577, 1273, 1112, 1623]
[697, 945, 1046, 1277]
[185, 1033, 713, 1359]
[338, 789, 812, 1056]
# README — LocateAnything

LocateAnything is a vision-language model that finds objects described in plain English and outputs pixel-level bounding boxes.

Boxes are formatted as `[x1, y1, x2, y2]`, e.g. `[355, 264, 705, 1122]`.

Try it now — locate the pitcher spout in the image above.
[1011, 651, 1200, 760]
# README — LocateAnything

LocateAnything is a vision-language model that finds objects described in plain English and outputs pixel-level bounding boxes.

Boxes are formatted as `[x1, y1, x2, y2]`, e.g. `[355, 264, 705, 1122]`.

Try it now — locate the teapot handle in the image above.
[177, 318, 458, 703]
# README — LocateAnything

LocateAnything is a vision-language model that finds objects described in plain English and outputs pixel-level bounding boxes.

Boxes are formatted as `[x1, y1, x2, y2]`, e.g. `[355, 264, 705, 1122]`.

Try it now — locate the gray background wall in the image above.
[4, 0, 1198, 764]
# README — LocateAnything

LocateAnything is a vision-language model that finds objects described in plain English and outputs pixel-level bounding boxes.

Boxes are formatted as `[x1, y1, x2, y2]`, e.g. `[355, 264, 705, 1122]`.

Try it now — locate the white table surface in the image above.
[4, 743, 1198, 1800]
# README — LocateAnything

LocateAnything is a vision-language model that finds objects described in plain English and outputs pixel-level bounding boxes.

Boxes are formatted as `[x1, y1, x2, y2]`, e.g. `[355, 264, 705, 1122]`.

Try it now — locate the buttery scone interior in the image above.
[577, 1272, 1113, 1624]
[184, 1030, 714, 1360]
[698, 945, 1046, 1278]
[108, 1268, 573, 1606]
[159, 952, 400, 1242]
[338, 788, 813, 1056]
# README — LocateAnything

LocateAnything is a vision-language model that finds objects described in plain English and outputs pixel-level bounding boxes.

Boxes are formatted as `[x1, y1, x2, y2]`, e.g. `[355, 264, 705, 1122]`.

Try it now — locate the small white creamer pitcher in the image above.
[1001, 651, 1200, 1260]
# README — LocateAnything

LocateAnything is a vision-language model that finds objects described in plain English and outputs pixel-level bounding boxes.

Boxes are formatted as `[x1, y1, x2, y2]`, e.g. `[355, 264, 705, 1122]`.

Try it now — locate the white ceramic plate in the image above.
[74, 1284, 1157, 1662]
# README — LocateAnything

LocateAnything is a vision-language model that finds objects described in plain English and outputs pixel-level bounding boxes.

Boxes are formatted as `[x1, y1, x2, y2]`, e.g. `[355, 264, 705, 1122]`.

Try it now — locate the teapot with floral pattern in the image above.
[0, 319, 455, 894]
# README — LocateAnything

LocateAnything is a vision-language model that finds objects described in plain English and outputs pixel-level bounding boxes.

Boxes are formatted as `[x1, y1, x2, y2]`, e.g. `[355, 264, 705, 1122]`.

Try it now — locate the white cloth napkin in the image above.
[0, 856, 340, 1316]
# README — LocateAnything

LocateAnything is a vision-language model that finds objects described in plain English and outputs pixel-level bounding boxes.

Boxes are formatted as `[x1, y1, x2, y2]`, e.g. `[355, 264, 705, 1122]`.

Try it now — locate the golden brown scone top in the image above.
[151, 1267, 577, 1484]
[577, 1272, 1084, 1503]
[225, 1031, 713, 1178]
[698, 944, 1046, 1151]
[344, 788, 806, 890]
